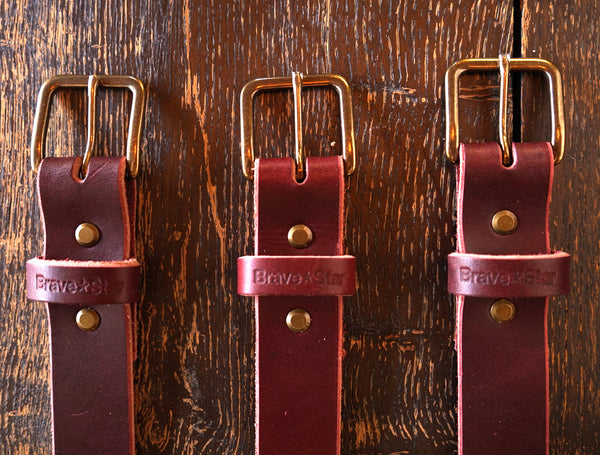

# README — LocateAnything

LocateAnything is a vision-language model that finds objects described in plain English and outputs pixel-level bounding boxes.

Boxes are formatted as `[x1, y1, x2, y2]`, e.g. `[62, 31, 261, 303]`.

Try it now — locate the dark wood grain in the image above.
[13, 1, 599, 454]
[521, 2, 600, 454]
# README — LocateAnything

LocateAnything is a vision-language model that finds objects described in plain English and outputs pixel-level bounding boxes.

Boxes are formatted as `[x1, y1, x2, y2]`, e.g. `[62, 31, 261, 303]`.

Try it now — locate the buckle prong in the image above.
[498, 54, 511, 165]
[31, 74, 146, 178]
[240, 73, 356, 181]
[81, 75, 100, 177]
[292, 71, 305, 181]
[444, 57, 565, 165]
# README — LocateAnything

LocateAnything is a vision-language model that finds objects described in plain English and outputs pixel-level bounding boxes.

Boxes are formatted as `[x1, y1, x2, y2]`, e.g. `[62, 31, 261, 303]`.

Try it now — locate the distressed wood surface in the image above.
[521, 2, 600, 454]
[5, 1, 597, 454]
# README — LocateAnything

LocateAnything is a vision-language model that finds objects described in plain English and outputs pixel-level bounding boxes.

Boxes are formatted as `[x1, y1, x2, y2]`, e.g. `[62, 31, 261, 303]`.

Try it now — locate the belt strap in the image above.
[27, 156, 137, 454]
[452, 142, 569, 454]
[238, 156, 355, 455]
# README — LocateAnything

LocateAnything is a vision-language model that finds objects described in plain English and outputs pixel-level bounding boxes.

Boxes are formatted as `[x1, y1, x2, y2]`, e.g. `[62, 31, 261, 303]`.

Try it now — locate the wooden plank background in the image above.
[0, 1, 596, 453]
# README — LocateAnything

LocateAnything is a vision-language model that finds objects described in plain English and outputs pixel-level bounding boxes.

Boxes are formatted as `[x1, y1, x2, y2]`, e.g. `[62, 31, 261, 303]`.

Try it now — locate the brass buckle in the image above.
[240, 73, 356, 180]
[31, 75, 146, 178]
[444, 55, 565, 165]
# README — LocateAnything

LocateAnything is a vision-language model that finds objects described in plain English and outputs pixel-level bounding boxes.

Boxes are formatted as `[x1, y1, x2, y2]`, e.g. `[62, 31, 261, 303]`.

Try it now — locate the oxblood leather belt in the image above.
[237, 74, 356, 455]
[449, 142, 570, 453]
[445, 58, 569, 454]
[26, 75, 145, 455]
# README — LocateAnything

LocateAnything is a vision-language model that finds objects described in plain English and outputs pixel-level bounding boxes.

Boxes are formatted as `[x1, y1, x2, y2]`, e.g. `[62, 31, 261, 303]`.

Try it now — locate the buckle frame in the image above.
[444, 56, 565, 165]
[31, 75, 146, 178]
[240, 73, 356, 180]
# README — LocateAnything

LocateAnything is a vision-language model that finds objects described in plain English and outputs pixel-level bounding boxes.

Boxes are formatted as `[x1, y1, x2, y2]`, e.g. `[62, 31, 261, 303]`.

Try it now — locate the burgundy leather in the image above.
[26, 257, 140, 304]
[447, 251, 569, 297]
[237, 255, 355, 296]
[29, 156, 136, 455]
[453, 142, 568, 454]
[242, 156, 350, 455]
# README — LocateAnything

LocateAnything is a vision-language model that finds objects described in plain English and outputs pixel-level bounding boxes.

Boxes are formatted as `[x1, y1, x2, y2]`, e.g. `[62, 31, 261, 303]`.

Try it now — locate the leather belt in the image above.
[27, 157, 138, 454]
[450, 142, 570, 454]
[238, 156, 355, 455]
[26, 75, 145, 455]
[238, 71, 356, 455]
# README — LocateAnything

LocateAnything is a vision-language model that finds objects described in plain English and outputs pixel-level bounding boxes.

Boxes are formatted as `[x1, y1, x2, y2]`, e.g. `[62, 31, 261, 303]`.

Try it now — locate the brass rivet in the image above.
[75, 223, 100, 247]
[288, 224, 313, 248]
[491, 210, 518, 235]
[490, 299, 516, 323]
[76, 308, 101, 332]
[286, 308, 311, 332]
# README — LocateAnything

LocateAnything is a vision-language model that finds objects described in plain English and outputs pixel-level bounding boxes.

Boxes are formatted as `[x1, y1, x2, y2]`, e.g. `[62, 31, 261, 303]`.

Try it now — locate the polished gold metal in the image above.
[490, 299, 516, 323]
[498, 54, 511, 164]
[286, 308, 311, 332]
[75, 222, 101, 247]
[491, 210, 518, 235]
[82, 75, 100, 177]
[240, 73, 356, 180]
[288, 224, 313, 248]
[292, 72, 305, 180]
[76, 308, 101, 331]
[445, 57, 565, 165]
[31, 74, 146, 177]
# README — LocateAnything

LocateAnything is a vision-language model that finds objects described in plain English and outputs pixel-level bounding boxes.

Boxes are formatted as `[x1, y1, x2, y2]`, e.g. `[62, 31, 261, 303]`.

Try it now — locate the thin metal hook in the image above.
[498, 54, 511, 165]
[81, 75, 100, 178]
[292, 71, 305, 181]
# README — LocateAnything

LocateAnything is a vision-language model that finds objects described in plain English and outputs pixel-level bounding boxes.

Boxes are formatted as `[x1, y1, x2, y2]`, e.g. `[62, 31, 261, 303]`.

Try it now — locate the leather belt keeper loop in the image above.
[26, 257, 141, 304]
[448, 251, 570, 297]
[237, 255, 356, 296]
